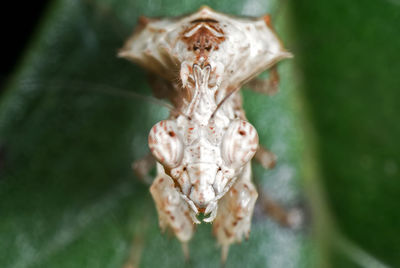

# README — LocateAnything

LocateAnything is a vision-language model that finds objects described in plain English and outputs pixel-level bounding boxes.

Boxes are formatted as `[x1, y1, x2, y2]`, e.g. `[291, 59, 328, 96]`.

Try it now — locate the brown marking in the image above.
[190, 18, 219, 24]
[148, 135, 155, 144]
[148, 27, 166, 34]
[181, 22, 225, 61]
[138, 16, 151, 27]
[263, 14, 273, 29]
[238, 130, 246, 136]
[173, 179, 182, 191]
[164, 166, 182, 192]
[223, 227, 233, 238]
[168, 131, 176, 137]
[214, 89, 219, 100]
[131, 15, 154, 35]
[184, 211, 192, 223]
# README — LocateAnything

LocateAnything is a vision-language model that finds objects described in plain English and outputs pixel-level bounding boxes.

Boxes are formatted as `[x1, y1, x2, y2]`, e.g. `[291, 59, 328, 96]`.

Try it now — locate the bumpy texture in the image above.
[119, 6, 291, 260]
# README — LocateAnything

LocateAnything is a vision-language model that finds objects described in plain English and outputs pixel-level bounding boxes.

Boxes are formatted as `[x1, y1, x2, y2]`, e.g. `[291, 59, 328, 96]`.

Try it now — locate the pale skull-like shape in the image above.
[149, 114, 259, 222]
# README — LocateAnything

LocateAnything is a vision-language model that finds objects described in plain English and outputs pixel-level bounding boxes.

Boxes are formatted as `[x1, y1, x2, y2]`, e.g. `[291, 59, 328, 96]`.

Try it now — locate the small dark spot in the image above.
[168, 131, 176, 137]
[218, 167, 222, 171]
[239, 130, 246, 136]
[183, 167, 187, 171]
[190, 18, 219, 23]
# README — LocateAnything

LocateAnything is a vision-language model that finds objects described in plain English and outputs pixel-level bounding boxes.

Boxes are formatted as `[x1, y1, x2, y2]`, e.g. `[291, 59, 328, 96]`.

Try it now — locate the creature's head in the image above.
[148, 65, 259, 222]
[148, 117, 258, 222]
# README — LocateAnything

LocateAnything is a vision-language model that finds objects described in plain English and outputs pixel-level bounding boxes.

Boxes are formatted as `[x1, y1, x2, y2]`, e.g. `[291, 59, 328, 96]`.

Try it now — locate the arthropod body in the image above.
[119, 6, 292, 260]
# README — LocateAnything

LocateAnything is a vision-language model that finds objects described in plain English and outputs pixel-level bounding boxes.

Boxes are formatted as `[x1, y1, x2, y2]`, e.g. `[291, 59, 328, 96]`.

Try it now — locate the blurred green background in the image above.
[0, 0, 399, 267]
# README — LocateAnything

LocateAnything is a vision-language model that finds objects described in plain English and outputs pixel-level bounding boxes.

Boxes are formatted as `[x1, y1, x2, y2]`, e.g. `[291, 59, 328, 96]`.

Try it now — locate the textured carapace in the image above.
[120, 5, 292, 257]
[119, 6, 292, 107]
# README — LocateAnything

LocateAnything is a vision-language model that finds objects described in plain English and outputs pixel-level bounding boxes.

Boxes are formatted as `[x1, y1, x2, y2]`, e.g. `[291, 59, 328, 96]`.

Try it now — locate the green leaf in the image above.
[1, 0, 398, 267]
[288, 1, 400, 267]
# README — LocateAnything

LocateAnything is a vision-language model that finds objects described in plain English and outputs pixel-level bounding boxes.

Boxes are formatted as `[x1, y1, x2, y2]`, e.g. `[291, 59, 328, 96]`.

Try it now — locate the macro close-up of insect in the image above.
[1, 0, 399, 268]
[119, 6, 296, 261]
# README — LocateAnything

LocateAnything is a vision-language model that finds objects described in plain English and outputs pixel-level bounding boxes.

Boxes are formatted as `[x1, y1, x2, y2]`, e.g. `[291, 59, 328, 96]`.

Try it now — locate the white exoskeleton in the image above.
[119, 6, 292, 261]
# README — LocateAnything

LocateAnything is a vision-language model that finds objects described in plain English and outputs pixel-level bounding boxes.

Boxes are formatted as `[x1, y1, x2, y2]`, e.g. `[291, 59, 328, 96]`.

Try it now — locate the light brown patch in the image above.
[198, 207, 206, 213]
[223, 227, 233, 238]
[263, 14, 273, 29]
[181, 22, 225, 61]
